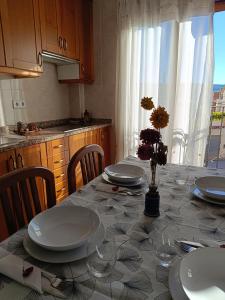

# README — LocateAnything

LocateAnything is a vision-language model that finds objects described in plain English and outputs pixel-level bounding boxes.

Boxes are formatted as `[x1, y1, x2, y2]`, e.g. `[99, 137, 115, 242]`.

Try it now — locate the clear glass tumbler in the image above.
[87, 240, 117, 278]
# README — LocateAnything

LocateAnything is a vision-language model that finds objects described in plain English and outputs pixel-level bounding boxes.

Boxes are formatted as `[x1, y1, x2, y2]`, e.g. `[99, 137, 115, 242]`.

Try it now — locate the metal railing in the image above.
[205, 105, 225, 168]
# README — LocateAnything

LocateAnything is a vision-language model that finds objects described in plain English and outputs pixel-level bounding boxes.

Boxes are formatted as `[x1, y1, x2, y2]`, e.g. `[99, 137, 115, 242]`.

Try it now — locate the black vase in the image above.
[144, 185, 160, 217]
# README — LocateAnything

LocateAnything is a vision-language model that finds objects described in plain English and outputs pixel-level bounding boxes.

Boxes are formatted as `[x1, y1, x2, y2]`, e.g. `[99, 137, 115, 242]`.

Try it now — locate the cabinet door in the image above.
[86, 129, 99, 145]
[69, 132, 87, 189]
[15, 144, 47, 210]
[99, 127, 111, 167]
[39, 0, 62, 55]
[60, 0, 78, 59]
[0, 149, 16, 176]
[0, 10, 6, 66]
[77, 0, 94, 83]
[1, 0, 42, 72]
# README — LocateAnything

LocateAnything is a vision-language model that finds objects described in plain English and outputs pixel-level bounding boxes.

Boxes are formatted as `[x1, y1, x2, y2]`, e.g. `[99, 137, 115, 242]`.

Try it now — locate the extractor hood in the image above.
[42, 51, 80, 80]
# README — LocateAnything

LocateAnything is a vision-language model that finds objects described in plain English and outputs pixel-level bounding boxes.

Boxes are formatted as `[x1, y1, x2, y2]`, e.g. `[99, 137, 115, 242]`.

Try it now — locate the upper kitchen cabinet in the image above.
[0, 0, 43, 77]
[39, 0, 78, 60]
[77, 0, 94, 83]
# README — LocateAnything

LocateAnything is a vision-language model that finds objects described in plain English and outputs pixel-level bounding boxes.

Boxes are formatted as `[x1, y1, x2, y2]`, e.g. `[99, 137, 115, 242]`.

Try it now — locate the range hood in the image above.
[42, 51, 80, 80]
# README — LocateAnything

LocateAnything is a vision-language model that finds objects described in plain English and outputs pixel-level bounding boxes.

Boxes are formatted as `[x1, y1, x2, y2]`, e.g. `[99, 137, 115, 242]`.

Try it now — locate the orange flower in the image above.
[141, 97, 154, 110]
[150, 106, 169, 129]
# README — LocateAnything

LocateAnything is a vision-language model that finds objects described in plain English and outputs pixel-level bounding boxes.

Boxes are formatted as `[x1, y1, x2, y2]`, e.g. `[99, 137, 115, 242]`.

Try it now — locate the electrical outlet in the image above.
[13, 100, 26, 109]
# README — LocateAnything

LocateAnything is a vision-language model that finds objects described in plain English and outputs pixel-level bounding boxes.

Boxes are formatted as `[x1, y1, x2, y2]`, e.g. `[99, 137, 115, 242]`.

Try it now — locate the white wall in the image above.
[0, 63, 70, 125]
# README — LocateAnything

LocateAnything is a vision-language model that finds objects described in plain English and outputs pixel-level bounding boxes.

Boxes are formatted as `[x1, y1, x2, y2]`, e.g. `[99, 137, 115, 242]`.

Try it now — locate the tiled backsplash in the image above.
[0, 63, 71, 126]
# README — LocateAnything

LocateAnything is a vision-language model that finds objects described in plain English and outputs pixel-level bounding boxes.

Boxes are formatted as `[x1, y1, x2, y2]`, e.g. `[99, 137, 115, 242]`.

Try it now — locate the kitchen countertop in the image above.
[0, 121, 111, 153]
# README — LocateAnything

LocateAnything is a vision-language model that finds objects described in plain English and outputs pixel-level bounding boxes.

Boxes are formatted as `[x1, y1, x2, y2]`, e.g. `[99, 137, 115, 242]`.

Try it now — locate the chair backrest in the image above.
[0, 166, 56, 238]
[68, 144, 104, 194]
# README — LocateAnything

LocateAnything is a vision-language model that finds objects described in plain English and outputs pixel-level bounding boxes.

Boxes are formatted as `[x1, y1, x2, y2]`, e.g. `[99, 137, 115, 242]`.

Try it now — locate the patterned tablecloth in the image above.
[1, 156, 225, 300]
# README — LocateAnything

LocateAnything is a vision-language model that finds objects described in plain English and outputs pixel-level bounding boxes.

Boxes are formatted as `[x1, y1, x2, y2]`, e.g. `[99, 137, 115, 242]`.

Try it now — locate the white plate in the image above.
[195, 176, 225, 200]
[192, 187, 225, 206]
[28, 206, 100, 251]
[23, 224, 105, 263]
[179, 247, 225, 300]
[104, 164, 145, 183]
[102, 172, 146, 187]
[169, 259, 188, 300]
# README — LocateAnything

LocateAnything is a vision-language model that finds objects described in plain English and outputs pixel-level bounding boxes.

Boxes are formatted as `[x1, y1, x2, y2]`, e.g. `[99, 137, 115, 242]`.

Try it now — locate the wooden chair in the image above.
[0, 166, 56, 238]
[68, 144, 104, 194]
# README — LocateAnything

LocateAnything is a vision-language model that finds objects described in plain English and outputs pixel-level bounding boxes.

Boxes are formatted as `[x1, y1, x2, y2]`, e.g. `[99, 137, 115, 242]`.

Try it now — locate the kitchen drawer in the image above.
[47, 137, 68, 156]
[55, 180, 68, 200]
[53, 165, 67, 185]
[48, 151, 69, 170]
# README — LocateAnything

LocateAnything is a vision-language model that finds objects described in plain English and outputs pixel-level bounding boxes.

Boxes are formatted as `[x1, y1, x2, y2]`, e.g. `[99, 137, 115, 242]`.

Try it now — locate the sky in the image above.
[214, 11, 225, 84]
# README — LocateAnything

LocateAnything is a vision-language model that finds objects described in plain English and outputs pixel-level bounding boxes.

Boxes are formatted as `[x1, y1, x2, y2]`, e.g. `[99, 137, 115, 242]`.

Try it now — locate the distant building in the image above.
[212, 85, 225, 112]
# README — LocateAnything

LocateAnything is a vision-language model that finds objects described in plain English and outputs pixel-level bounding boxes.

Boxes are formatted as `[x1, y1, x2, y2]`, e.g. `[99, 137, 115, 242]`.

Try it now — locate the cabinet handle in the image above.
[38, 52, 43, 67]
[81, 64, 85, 74]
[63, 38, 67, 50]
[54, 159, 64, 164]
[53, 144, 63, 149]
[17, 153, 24, 168]
[55, 173, 65, 179]
[58, 36, 63, 48]
[7, 155, 16, 171]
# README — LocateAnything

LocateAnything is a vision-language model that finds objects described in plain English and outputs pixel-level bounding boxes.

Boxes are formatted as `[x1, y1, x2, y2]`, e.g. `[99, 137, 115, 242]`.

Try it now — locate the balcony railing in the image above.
[205, 105, 225, 168]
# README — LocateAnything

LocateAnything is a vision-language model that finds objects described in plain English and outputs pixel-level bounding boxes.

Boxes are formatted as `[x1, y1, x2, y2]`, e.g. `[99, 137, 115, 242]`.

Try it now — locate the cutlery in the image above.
[177, 242, 198, 253]
[175, 240, 204, 248]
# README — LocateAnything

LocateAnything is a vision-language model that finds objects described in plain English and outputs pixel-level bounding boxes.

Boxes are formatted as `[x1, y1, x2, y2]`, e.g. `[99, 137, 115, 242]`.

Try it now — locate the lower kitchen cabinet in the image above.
[0, 149, 17, 175]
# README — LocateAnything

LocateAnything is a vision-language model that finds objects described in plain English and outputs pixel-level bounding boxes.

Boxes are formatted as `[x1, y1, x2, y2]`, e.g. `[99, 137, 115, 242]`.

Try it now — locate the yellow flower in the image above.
[150, 106, 169, 129]
[141, 97, 154, 110]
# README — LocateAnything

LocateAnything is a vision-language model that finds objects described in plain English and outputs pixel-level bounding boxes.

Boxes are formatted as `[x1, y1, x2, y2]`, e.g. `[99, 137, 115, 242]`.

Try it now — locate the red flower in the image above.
[140, 128, 161, 144]
[137, 144, 154, 160]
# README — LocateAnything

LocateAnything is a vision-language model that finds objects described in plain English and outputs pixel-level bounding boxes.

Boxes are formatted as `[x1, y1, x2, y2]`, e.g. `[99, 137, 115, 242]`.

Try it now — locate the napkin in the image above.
[0, 247, 66, 298]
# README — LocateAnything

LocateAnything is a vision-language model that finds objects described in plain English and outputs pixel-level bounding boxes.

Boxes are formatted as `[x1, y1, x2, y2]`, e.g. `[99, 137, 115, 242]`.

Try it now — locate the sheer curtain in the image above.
[115, 0, 214, 166]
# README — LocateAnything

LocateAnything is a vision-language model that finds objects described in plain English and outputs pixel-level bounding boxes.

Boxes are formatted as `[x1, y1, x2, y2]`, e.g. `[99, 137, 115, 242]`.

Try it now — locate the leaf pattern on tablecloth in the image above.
[199, 225, 225, 240]
[120, 271, 153, 300]
[97, 204, 120, 215]
[106, 223, 131, 240]
[117, 246, 143, 272]
[128, 231, 154, 251]
[23, 290, 41, 300]
[154, 291, 173, 300]
[115, 211, 139, 222]
[122, 201, 142, 211]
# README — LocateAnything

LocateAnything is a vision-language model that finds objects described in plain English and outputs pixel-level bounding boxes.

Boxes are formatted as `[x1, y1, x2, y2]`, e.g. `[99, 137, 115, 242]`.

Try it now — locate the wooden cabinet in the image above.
[46, 137, 69, 203]
[39, 0, 78, 60]
[0, 10, 6, 67]
[0, 0, 43, 76]
[78, 0, 94, 83]
[99, 127, 111, 167]
[0, 149, 16, 176]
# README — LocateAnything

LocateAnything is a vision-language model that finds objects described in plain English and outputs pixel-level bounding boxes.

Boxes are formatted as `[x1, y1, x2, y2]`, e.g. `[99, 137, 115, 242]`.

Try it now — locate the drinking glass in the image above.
[86, 239, 117, 278]
[155, 228, 178, 268]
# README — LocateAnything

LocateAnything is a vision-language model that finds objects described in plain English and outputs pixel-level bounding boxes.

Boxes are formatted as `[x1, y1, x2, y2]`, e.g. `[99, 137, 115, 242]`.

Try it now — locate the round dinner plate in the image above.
[102, 172, 146, 187]
[28, 206, 100, 251]
[192, 187, 225, 206]
[169, 248, 225, 300]
[180, 247, 225, 300]
[195, 176, 225, 200]
[104, 164, 145, 183]
[23, 224, 105, 263]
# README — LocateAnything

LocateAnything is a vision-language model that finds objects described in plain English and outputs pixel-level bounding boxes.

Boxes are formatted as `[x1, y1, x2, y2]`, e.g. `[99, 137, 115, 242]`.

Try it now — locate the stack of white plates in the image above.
[23, 206, 104, 263]
[103, 164, 145, 187]
[193, 176, 225, 205]
[169, 247, 225, 300]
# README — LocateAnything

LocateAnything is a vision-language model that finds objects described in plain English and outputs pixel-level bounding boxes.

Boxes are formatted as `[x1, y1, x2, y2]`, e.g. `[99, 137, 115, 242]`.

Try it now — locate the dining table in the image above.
[1, 155, 225, 300]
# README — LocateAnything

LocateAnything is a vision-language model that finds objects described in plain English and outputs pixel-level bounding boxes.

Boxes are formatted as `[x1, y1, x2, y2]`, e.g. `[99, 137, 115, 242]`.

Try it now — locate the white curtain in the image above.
[115, 0, 214, 166]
